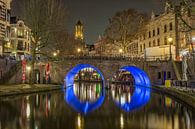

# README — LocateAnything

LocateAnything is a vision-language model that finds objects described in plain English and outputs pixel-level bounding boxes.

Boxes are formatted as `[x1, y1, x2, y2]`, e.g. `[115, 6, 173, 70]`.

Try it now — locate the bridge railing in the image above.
[59, 55, 171, 62]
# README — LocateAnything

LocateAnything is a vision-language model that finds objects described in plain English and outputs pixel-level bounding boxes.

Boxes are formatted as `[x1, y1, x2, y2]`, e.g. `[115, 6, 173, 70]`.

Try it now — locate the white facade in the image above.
[138, 2, 192, 60]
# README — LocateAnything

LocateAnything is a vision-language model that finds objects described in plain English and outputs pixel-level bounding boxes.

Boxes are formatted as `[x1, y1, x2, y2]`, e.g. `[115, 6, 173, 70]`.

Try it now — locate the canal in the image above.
[0, 82, 194, 129]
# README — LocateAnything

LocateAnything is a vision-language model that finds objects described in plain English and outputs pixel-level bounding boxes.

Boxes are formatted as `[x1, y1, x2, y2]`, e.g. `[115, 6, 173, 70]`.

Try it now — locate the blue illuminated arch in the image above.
[65, 64, 105, 87]
[65, 86, 105, 114]
[120, 66, 150, 87]
[64, 64, 105, 114]
[114, 86, 150, 112]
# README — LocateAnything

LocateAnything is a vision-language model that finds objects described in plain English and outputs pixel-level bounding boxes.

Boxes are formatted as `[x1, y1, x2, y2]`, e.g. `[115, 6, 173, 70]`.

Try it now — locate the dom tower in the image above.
[75, 20, 84, 41]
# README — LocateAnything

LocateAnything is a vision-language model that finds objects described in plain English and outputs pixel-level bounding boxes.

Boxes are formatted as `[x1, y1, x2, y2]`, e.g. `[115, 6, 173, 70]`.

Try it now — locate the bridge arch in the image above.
[65, 64, 105, 87]
[120, 66, 150, 87]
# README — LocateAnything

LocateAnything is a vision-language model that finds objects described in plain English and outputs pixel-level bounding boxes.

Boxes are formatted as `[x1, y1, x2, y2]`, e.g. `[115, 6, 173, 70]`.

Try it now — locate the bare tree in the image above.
[21, 0, 67, 84]
[52, 31, 84, 56]
[104, 9, 147, 54]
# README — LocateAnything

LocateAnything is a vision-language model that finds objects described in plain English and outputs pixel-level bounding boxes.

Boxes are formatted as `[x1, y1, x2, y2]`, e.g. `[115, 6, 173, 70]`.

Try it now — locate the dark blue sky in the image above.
[12, 0, 169, 44]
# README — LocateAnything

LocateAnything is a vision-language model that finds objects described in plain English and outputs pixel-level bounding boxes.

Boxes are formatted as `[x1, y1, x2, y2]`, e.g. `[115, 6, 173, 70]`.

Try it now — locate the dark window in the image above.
[144, 43, 145, 49]
[170, 22, 173, 31]
[149, 42, 151, 47]
[153, 40, 156, 46]
[158, 72, 161, 79]
[157, 39, 160, 46]
[167, 71, 171, 79]
[164, 37, 167, 45]
[164, 24, 167, 33]
[140, 45, 142, 52]
[157, 28, 160, 35]
[17, 41, 24, 51]
[153, 30, 155, 37]
[149, 31, 151, 38]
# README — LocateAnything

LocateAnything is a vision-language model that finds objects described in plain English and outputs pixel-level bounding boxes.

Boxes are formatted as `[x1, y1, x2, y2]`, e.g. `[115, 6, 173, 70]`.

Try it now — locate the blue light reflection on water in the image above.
[65, 86, 105, 114]
[113, 86, 151, 112]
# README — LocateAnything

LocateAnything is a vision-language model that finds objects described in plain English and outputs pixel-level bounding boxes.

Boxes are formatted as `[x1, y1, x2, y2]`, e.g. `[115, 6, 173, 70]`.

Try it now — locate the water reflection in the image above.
[111, 84, 150, 112]
[65, 82, 105, 114]
[0, 83, 194, 129]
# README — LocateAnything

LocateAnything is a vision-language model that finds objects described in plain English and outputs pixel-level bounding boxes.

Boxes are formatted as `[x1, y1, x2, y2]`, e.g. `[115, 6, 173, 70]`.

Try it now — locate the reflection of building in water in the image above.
[73, 82, 102, 103]
[111, 85, 135, 105]
[74, 68, 102, 82]
[111, 70, 134, 85]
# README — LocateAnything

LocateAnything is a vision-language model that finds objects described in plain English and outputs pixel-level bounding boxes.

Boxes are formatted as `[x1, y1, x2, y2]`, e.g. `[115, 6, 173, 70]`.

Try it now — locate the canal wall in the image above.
[152, 86, 195, 110]
[0, 84, 61, 97]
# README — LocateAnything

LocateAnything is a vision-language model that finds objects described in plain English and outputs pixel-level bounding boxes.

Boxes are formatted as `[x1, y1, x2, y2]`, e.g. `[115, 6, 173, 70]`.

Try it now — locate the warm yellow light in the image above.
[53, 52, 57, 57]
[26, 66, 31, 71]
[119, 49, 123, 53]
[77, 48, 81, 53]
[168, 37, 173, 43]
[7, 42, 11, 48]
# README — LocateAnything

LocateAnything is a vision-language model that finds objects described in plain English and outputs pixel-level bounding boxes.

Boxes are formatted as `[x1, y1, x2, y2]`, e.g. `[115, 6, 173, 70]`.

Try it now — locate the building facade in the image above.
[0, 0, 11, 55]
[4, 17, 31, 59]
[137, 2, 192, 60]
[127, 40, 139, 57]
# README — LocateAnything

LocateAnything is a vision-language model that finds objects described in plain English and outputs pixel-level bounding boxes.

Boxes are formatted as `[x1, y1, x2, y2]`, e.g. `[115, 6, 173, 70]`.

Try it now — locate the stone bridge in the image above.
[34, 56, 177, 85]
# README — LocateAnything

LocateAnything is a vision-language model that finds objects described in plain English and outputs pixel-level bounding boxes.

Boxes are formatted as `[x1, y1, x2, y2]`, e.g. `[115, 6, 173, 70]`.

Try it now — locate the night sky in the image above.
[11, 0, 169, 44]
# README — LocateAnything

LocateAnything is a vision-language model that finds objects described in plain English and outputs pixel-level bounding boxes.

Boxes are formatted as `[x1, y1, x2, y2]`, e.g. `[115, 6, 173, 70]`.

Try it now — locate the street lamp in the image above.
[77, 48, 81, 56]
[77, 48, 81, 53]
[53, 52, 57, 57]
[119, 49, 123, 55]
[168, 37, 173, 60]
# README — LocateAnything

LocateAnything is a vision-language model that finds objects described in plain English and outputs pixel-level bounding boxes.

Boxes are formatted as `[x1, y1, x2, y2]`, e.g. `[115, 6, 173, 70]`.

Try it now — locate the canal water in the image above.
[0, 82, 194, 129]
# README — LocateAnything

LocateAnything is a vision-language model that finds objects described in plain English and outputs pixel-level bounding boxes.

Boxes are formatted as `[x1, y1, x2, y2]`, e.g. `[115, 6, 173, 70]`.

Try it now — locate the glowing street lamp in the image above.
[77, 48, 81, 53]
[119, 49, 123, 55]
[168, 37, 173, 43]
[168, 37, 173, 60]
[53, 52, 57, 57]
[26, 66, 31, 71]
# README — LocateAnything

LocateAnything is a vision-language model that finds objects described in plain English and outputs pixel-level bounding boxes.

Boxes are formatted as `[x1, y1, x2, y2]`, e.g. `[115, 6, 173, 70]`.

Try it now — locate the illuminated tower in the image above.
[75, 20, 84, 41]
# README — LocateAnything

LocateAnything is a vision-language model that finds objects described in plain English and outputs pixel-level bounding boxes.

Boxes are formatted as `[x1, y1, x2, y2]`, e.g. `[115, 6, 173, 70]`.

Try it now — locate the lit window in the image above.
[18, 29, 24, 38]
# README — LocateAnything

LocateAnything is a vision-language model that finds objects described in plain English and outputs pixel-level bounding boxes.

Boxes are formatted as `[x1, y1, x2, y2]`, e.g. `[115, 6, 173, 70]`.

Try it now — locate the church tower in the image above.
[75, 20, 84, 41]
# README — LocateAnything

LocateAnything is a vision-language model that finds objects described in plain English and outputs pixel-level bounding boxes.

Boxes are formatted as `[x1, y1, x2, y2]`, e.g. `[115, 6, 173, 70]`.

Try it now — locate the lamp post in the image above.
[168, 37, 173, 60]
